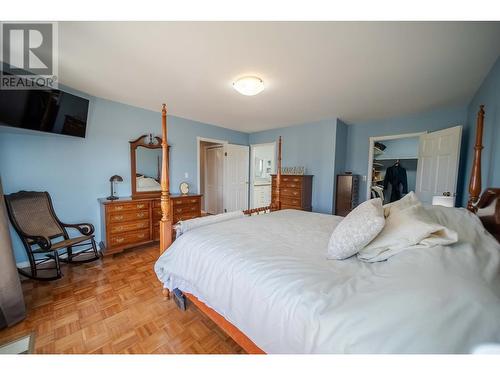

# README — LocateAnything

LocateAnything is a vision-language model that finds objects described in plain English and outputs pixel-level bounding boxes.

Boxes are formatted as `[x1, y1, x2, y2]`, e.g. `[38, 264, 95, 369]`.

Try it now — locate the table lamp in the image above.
[107, 175, 123, 200]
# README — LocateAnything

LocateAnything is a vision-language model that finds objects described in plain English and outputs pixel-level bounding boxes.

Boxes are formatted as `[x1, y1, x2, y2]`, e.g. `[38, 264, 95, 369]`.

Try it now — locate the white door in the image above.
[205, 147, 223, 214]
[415, 126, 462, 205]
[223, 144, 250, 212]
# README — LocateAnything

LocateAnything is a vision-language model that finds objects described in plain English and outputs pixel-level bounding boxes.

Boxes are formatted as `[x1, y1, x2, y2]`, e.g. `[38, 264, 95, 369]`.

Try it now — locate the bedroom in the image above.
[1, 1, 500, 372]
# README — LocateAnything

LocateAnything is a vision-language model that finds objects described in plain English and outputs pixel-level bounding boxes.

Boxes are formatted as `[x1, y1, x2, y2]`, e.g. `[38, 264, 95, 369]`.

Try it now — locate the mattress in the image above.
[154, 209, 500, 353]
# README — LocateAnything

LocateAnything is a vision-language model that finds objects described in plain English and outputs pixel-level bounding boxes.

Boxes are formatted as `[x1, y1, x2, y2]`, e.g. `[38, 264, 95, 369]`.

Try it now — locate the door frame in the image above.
[249, 142, 276, 208]
[197, 137, 228, 199]
[366, 131, 426, 201]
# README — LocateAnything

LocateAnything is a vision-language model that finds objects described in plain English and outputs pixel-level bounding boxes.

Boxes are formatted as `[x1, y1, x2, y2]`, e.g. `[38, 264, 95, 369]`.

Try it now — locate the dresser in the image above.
[271, 174, 313, 211]
[99, 194, 202, 255]
[335, 174, 359, 217]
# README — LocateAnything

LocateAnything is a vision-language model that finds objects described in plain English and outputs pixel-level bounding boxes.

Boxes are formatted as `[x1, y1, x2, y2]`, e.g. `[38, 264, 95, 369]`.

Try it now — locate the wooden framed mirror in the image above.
[130, 134, 168, 199]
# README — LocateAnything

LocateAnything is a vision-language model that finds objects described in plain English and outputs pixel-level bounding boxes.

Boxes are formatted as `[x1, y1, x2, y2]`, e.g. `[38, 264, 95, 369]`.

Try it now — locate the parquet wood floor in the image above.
[0, 245, 244, 354]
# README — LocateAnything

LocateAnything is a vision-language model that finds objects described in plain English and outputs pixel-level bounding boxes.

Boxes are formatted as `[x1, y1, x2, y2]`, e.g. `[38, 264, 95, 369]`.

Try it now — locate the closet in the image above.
[371, 136, 419, 204]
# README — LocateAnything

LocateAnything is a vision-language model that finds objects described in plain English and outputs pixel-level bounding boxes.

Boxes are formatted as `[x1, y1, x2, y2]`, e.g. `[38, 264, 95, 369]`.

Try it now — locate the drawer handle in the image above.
[116, 226, 123, 231]
[138, 233, 145, 239]
[137, 213, 145, 218]
[115, 237, 124, 243]
[176, 208, 183, 213]
[137, 204, 145, 209]
[190, 199, 197, 203]
[114, 215, 123, 220]
[115, 206, 124, 210]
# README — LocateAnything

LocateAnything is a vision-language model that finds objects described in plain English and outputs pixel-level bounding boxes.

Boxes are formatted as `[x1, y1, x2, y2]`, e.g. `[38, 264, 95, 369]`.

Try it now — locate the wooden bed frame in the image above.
[157, 103, 500, 354]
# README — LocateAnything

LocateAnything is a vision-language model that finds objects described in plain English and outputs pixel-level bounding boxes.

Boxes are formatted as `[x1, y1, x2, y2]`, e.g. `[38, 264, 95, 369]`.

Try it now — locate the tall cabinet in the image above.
[335, 174, 359, 217]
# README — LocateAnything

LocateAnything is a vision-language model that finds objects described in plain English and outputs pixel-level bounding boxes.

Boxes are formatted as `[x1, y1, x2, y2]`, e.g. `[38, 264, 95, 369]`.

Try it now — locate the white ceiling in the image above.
[59, 22, 500, 132]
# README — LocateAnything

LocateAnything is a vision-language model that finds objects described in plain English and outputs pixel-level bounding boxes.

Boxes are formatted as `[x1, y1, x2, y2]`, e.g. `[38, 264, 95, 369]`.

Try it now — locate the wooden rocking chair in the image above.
[4, 191, 101, 281]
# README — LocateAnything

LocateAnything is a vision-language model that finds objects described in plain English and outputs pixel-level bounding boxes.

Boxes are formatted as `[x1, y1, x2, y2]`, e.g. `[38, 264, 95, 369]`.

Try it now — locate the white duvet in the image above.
[154, 208, 500, 353]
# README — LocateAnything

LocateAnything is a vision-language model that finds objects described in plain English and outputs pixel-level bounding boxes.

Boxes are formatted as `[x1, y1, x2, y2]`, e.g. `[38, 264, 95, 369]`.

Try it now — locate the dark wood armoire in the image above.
[335, 174, 360, 217]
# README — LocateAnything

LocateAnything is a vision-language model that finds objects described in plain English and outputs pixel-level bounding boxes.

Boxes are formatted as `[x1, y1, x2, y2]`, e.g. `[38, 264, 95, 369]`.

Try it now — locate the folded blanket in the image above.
[358, 202, 458, 262]
[175, 210, 245, 237]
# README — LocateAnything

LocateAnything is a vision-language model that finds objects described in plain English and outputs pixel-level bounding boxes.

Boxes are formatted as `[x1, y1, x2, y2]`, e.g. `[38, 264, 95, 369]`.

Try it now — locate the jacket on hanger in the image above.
[383, 164, 408, 203]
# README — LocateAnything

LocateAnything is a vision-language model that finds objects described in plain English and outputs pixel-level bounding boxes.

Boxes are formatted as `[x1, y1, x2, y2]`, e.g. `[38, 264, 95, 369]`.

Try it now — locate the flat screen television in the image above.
[0, 86, 90, 138]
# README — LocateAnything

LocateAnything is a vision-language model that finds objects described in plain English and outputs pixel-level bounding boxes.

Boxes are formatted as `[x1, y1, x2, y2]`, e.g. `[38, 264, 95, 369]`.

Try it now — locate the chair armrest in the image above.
[27, 235, 52, 251]
[62, 222, 95, 236]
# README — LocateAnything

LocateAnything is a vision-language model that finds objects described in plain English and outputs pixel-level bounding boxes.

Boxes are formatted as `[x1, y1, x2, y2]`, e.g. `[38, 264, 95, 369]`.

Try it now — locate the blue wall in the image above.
[462, 57, 500, 206]
[0, 89, 248, 263]
[249, 119, 337, 214]
[344, 106, 468, 204]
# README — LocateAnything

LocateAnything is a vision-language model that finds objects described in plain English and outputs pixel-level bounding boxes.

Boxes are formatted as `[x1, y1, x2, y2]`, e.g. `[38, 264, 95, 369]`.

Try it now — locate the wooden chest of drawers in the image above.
[99, 194, 202, 255]
[335, 174, 359, 217]
[271, 174, 313, 211]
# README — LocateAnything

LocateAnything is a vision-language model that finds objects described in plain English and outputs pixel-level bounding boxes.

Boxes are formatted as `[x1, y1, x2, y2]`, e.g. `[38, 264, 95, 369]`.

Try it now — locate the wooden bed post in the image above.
[467, 105, 485, 212]
[159, 104, 172, 299]
[159, 104, 172, 255]
[275, 136, 282, 210]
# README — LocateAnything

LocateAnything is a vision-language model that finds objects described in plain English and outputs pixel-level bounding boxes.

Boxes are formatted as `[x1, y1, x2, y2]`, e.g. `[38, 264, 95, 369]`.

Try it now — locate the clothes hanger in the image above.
[394, 159, 400, 167]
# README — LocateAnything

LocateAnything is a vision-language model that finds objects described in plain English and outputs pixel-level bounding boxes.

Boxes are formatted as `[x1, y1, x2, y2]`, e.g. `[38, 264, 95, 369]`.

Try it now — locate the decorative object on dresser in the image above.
[179, 182, 190, 195]
[4, 191, 100, 281]
[99, 194, 202, 255]
[271, 174, 312, 211]
[280, 166, 305, 175]
[106, 175, 123, 200]
[335, 173, 360, 216]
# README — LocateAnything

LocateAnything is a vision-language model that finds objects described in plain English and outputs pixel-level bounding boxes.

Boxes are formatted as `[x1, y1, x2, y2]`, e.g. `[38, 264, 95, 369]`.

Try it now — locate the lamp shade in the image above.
[432, 195, 455, 207]
[109, 175, 123, 182]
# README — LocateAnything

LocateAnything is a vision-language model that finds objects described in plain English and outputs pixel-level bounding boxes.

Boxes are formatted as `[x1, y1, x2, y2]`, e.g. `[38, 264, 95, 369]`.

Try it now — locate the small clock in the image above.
[179, 182, 190, 195]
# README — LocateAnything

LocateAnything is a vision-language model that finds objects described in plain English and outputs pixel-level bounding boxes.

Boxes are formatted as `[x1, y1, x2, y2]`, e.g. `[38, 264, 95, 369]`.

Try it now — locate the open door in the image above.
[223, 144, 250, 212]
[415, 126, 462, 205]
[205, 146, 223, 214]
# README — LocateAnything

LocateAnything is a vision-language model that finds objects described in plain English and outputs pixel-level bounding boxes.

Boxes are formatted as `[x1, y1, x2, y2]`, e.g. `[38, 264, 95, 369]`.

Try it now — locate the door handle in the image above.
[443, 192, 451, 196]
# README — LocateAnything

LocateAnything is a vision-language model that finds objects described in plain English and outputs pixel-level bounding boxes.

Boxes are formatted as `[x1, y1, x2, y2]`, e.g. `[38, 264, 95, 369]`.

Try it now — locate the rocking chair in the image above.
[4, 191, 101, 281]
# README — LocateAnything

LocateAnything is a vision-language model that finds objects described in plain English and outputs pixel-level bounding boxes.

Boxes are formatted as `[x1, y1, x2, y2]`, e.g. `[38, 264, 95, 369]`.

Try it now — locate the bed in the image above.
[154, 104, 500, 353]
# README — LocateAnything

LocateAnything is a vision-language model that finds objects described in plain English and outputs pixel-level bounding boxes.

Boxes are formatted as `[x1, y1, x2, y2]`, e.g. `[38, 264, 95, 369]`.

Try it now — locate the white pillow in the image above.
[358, 202, 458, 262]
[383, 191, 420, 217]
[327, 198, 385, 260]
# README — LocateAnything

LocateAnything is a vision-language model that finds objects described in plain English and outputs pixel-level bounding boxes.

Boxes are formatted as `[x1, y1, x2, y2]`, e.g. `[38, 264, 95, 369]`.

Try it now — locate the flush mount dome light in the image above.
[232, 76, 264, 96]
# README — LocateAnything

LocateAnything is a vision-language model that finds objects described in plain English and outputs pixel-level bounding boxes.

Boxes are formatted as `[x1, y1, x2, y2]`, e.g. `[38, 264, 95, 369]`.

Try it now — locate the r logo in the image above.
[2, 23, 54, 76]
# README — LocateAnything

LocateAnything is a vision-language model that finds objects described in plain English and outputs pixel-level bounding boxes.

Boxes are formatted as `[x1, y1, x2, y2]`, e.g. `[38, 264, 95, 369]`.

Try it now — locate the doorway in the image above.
[198, 139, 225, 214]
[367, 126, 462, 205]
[250, 142, 276, 209]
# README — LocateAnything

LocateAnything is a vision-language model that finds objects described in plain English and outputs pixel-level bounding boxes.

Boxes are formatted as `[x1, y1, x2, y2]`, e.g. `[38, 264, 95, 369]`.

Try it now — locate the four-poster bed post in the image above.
[159, 104, 172, 299]
[467, 105, 485, 212]
[466, 105, 500, 242]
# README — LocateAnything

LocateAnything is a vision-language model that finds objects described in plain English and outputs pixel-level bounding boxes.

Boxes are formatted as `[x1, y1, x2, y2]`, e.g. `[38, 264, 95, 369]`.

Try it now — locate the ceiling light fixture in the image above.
[233, 76, 265, 96]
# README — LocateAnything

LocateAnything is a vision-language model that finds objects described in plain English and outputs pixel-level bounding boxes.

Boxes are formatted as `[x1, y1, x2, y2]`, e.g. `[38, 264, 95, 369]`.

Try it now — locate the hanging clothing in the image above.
[383, 164, 408, 203]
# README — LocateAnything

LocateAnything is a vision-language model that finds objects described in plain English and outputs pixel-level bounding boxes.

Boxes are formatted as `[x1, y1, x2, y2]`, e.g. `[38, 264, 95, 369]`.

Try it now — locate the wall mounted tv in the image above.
[0, 87, 90, 138]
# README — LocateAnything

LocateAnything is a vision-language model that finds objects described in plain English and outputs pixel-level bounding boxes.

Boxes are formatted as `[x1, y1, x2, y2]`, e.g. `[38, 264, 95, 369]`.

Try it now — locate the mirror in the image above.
[136, 147, 162, 191]
[130, 134, 167, 198]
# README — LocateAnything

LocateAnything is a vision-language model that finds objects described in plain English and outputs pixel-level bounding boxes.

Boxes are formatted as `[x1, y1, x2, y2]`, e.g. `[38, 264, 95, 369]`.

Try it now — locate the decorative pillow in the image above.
[382, 191, 420, 217]
[327, 198, 385, 260]
[358, 202, 458, 262]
